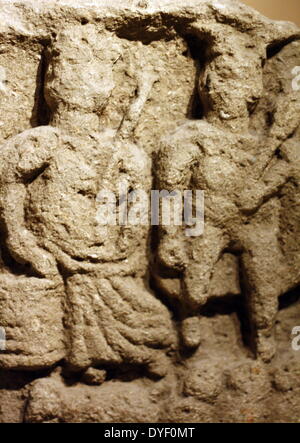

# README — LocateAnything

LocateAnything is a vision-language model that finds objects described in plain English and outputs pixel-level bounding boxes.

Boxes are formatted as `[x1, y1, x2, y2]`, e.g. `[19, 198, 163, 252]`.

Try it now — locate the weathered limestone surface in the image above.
[0, 0, 299, 423]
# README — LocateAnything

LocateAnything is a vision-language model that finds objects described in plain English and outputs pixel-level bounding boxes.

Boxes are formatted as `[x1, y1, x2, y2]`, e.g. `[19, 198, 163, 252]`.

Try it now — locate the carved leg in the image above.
[183, 224, 227, 308]
[239, 202, 283, 362]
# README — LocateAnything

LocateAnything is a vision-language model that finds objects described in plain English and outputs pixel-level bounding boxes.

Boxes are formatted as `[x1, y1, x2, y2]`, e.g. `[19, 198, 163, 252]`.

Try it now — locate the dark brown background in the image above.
[243, 0, 300, 25]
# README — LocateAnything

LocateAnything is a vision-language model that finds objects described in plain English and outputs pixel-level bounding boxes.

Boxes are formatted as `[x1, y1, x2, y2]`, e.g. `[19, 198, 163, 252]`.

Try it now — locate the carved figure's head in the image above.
[195, 25, 265, 132]
[44, 25, 122, 115]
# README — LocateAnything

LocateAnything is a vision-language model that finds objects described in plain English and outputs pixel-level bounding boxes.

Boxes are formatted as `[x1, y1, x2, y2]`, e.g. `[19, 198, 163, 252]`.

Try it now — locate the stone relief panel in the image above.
[0, 0, 299, 423]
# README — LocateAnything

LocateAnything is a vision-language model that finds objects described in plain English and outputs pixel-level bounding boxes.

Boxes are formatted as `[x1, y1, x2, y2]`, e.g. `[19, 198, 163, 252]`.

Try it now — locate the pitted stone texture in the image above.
[25, 371, 162, 423]
[0, 40, 44, 144]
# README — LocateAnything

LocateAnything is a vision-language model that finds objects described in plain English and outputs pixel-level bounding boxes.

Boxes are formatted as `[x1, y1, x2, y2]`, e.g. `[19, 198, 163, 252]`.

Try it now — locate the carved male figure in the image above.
[0, 25, 174, 376]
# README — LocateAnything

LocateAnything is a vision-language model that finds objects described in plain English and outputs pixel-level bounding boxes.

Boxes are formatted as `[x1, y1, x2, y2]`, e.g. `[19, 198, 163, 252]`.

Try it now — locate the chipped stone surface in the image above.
[0, 0, 299, 423]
